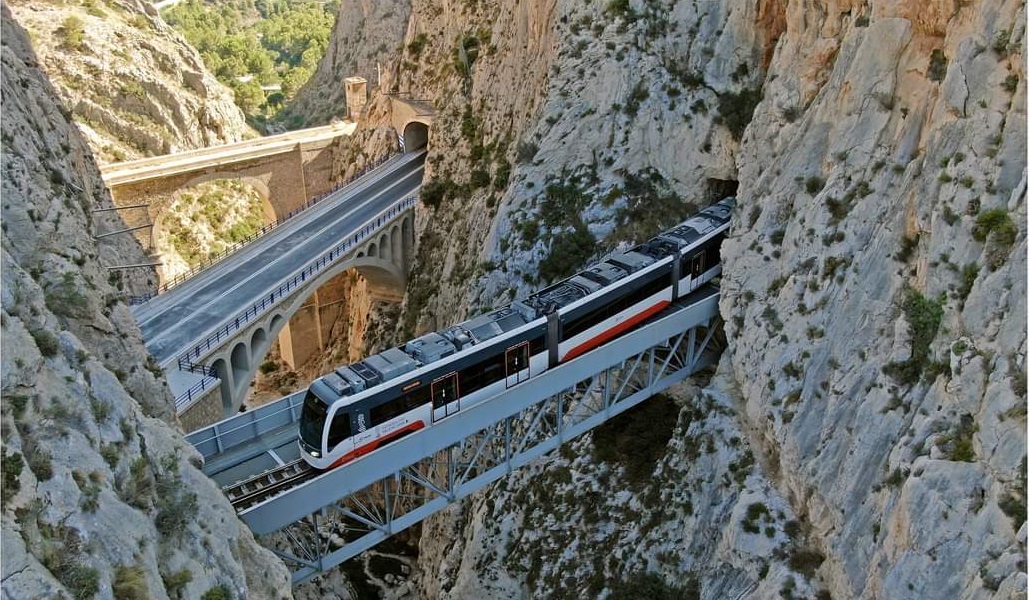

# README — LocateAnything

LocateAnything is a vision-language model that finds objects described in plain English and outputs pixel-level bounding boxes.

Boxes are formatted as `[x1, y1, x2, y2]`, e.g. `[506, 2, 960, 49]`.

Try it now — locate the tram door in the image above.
[690, 251, 706, 291]
[431, 372, 460, 422]
[505, 342, 530, 388]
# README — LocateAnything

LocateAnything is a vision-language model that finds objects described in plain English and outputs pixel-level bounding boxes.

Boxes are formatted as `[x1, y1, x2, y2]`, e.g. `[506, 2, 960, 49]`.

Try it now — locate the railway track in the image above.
[224, 460, 319, 511]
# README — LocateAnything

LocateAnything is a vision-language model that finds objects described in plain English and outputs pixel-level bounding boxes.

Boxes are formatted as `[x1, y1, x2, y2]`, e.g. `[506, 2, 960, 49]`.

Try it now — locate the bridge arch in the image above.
[231, 342, 251, 401]
[403, 121, 430, 152]
[208, 252, 408, 414]
[195, 215, 414, 417]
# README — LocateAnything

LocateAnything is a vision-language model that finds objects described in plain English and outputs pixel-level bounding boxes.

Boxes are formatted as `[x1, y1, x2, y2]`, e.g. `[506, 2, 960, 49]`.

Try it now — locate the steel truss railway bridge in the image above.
[186, 286, 722, 584]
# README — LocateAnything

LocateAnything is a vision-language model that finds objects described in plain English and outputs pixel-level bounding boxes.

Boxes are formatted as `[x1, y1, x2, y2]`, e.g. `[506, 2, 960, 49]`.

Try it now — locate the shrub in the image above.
[716, 88, 762, 140]
[45, 272, 90, 317]
[789, 547, 826, 578]
[883, 289, 944, 384]
[163, 569, 193, 600]
[538, 225, 595, 283]
[609, 572, 699, 600]
[201, 585, 233, 600]
[155, 486, 198, 538]
[1003, 74, 1019, 93]
[419, 178, 452, 208]
[895, 233, 919, 262]
[470, 169, 490, 189]
[804, 176, 824, 194]
[515, 141, 538, 163]
[493, 159, 511, 189]
[973, 208, 1016, 243]
[591, 394, 680, 486]
[605, 0, 634, 19]
[993, 29, 1012, 57]
[113, 565, 149, 600]
[956, 263, 978, 305]
[623, 81, 650, 118]
[928, 49, 948, 82]
[31, 329, 60, 358]
[974, 208, 1017, 268]
[59, 16, 86, 50]
[258, 360, 278, 374]
[407, 32, 428, 56]
[2, 449, 24, 506]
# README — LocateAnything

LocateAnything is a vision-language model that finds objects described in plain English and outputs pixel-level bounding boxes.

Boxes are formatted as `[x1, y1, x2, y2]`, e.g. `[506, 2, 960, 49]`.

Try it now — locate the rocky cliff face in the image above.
[7, 0, 252, 163]
[0, 11, 292, 599]
[281, 0, 412, 127]
[295, 0, 1026, 597]
[724, 2, 1026, 596]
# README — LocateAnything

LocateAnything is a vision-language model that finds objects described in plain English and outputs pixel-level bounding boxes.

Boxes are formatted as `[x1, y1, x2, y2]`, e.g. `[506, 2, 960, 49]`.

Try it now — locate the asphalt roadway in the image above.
[134, 151, 425, 366]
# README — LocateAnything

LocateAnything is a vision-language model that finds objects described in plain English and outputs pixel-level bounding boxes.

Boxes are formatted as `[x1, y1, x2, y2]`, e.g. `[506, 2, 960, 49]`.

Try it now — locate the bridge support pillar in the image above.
[266, 145, 310, 218]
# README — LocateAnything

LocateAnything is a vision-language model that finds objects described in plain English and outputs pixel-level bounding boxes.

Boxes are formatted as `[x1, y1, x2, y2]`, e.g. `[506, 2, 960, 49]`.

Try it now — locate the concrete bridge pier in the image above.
[278, 216, 413, 372]
[194, 213, 415, 415]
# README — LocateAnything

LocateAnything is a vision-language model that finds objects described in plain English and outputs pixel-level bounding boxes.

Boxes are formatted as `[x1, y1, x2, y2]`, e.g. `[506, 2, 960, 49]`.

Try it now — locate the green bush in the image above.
[420, 178, 457, 208]
[609, 571, 699, 600]
[605, 0, 633, 19]
[789, 547, 826, 577]
[973, 208, 1017, 268]
[591, 394, 681, 486]
[538, 225, 595, 283]
[201, 585, 232, 600]
[31, 330, 60, 358]
[58, 16, 86, 50]
[515, 141, 538, 163]
[716, 88, 762, 140]
[163, 569, 193, 600]
[2, 449, 24, 506]
[928, 49, 948, 82]
[113, 565, 149, 600]
[883, 289, 944, 384]
[973, 208, 1016, 243]
[469, 169, 490, 189]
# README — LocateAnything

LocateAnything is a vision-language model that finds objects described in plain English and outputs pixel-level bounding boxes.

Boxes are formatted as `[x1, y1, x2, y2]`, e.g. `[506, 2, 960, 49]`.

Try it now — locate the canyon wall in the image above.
[294, 0, 1026, 597]
[0, 10, 292, 599]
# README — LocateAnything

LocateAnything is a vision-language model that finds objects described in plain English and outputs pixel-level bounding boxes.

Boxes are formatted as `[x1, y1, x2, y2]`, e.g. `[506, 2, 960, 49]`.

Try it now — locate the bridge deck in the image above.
[187, 284, 721, 583]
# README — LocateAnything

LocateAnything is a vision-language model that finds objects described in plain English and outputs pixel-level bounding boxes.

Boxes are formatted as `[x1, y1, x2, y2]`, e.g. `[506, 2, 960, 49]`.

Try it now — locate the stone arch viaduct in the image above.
[200, 212, 415, 420]
[113, 98, 435, 429]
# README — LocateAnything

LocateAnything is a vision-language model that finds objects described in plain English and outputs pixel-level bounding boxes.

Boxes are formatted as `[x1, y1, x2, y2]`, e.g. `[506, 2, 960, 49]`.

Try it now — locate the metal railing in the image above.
[128, 153, 398, 305]
[173, 196, 417, 409]
[186, 391, 306, 461]
[175, 372, 222, 412]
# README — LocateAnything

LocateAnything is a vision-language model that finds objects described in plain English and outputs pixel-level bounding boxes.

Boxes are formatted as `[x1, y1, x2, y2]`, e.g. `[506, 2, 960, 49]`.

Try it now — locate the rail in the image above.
[225, 460, 317, 512]
[128, 153, 399, 305]
[172, 196, 418, 407]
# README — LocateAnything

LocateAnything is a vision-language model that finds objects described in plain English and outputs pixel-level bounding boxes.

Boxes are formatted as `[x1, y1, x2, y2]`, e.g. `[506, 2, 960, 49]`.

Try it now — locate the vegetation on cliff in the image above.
[162, 0, 337, 127]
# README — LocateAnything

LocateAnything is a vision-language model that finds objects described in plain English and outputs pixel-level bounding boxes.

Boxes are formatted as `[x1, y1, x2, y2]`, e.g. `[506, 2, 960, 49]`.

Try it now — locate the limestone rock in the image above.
[1, 10, 292, 599]
[295, 0, 1025, 598]
[6, 0, 253, 164]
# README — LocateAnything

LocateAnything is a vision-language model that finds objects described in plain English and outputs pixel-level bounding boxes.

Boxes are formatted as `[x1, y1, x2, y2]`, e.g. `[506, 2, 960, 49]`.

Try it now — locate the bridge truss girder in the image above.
[259, 302, 722, 583]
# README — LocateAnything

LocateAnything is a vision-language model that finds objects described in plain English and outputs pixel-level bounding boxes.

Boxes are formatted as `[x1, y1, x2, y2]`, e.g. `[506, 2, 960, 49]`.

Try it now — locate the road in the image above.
[135, 151, 425, 365]
[100, 122, 356, 185]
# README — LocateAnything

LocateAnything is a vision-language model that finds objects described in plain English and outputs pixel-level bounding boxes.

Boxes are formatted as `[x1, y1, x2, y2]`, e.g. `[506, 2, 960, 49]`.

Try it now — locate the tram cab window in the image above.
[327, 411, 352, 447]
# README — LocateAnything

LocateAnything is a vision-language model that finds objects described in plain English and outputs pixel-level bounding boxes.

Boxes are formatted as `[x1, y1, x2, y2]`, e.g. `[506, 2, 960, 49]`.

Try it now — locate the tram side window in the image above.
[327, 411, 352, 447]
[371, 399, 402, 426]
[460, 353, 505, 395]
[705, 233, 725, 268]
[371, 385, 432, 426]
[562, 269, 671, 340]
[529, 335, 546, 355]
